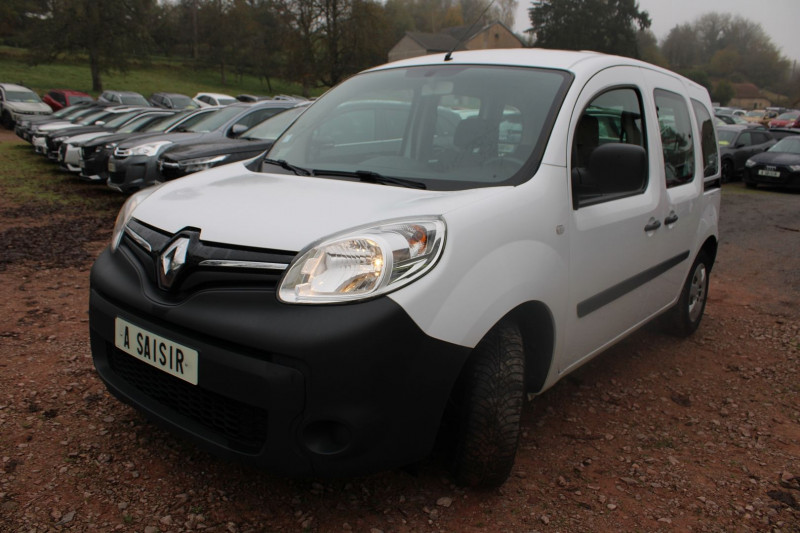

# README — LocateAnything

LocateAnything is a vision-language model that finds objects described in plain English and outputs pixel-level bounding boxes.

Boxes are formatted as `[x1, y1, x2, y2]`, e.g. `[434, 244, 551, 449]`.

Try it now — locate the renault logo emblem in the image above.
[159, 236, 191, 289]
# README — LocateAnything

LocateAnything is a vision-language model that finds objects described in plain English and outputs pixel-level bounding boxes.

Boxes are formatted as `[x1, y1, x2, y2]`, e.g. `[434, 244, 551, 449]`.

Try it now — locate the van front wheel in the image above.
[451, 321, 525, 487]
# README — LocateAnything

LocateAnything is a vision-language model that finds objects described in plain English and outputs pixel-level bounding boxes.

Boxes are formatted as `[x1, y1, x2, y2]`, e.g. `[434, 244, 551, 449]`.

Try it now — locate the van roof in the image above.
[371, 48, 703, 92]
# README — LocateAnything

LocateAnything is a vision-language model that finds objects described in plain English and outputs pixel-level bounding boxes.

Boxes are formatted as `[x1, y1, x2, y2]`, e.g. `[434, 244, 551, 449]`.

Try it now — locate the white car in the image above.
[192, 92, 237, 107]
[0, 83, 51, 128]
[90, 49, 721, 487]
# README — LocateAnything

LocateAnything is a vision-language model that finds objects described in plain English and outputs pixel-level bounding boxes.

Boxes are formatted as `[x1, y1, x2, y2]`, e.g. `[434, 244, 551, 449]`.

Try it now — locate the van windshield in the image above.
[264, 64, 571, 190]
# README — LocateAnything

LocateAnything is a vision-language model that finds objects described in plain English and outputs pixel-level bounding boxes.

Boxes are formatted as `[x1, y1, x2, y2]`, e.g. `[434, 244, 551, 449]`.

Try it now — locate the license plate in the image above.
[108, 161, 116, 172]
[758, 169, 780, 178]
[114, 317, 198, 385]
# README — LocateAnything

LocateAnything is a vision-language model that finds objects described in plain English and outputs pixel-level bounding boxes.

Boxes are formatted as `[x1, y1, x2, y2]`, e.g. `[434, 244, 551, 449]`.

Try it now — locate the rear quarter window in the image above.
[690, 99, 718, 178]
[655, 89, 695, 187]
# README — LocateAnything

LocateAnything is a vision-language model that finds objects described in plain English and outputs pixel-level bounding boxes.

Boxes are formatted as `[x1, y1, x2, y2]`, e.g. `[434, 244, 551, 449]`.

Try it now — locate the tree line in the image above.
[1, 0, 797, 104]
[0, 0, 517, 95]
[528, 1, 798, 105]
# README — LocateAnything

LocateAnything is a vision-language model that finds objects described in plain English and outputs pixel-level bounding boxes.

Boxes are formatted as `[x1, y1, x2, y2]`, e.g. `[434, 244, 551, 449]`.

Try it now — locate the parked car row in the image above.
[711, 105, 800, 184]
[715, 106, 800, 128]
[1, 81, 304, 128]
[716, 123, 800, 187]
[13, 97, 309, 194]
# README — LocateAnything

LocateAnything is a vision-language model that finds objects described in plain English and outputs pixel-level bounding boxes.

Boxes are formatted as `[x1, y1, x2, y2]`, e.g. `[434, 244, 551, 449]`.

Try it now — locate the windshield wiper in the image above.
[263, 157, 313, 176]
[313, 169, 427, 189]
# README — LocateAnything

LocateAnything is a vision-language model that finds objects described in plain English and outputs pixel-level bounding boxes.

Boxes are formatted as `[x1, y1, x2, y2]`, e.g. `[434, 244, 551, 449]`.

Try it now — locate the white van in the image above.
[89, 49, 721, 487]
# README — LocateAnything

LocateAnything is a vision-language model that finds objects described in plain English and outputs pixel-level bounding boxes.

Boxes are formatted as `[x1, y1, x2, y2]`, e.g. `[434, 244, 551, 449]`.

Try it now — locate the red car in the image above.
[768, 110, 800, 128]
[42, 89, 93, 111]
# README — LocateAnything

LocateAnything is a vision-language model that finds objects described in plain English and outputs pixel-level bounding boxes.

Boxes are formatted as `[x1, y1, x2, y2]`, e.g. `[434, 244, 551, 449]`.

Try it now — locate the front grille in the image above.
[108, 344, 269, 453]
[122, 219, 294, 294]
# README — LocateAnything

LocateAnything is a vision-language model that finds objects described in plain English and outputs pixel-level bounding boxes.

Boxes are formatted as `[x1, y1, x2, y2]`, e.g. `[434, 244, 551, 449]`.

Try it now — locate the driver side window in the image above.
[571, 87, 647, 208]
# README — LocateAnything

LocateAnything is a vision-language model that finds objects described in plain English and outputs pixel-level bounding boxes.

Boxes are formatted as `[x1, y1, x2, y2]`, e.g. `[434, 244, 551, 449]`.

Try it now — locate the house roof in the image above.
[404, 32, 463, 53]
[404, 21, 520, 54]
[732, 83, 763, 99]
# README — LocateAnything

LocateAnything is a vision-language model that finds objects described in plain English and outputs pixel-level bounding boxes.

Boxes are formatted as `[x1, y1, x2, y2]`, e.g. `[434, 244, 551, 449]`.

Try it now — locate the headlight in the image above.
[104, 142, 118, 150]
[180, 154, 228, 173]
[53, 135, 69, 144]
[745, 159, 756, 168]
[279, 217, 445, 304]
[130, 141, 172, 157]
[110, 185, 163, 252]
[789, 165, 800, 172]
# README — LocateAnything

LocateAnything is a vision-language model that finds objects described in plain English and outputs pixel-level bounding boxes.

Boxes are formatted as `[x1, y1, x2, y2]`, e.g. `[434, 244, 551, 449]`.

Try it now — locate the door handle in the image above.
[644, 217, 662, 232]
[664, 211, 679, 225]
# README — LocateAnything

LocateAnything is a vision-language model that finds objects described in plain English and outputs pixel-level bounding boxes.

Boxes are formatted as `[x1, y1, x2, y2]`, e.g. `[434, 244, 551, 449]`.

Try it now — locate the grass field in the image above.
[0, 136, 124, 212]
[0, 46, 320, 100]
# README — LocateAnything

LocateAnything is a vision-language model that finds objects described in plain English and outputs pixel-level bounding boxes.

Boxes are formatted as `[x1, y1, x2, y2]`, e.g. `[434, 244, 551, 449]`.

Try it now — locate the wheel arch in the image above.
[504, 301, 555, 394]
[720, 155, 734, 178]
[699, 235, 718, 273]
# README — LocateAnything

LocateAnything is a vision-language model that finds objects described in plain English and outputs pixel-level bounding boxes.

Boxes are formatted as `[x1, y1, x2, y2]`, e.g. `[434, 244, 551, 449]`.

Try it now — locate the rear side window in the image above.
[655, 89, 695, 187]
[234, 107, 285, 130]
[737, 132, 752, 146]
[752, 132, 771, 144]
[571, 87, 647, 208]
[690, 99, 718, 178]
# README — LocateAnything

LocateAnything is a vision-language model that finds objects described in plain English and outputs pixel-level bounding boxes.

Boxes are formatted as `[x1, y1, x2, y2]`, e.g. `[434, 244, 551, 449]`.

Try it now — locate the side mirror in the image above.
[588, 143, 647, 193]
[573, 143, 648, 209]
[230, 124, 248, 137]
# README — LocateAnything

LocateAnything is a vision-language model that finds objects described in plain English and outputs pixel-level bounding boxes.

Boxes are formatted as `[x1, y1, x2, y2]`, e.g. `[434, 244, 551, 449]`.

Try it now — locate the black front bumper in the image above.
[89, 245, 470, 477]
[107, 155, 160, 193]
[745, 167, 800, 188]
[80, 146, 112, 181]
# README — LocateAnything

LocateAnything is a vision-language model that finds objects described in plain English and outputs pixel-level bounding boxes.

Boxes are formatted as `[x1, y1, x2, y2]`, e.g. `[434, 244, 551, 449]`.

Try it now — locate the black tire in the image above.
[1, 111, 13, 130]
[666, 251, 710, 337]
[721, 159, 734, 183]
[450, 321, 525, 487]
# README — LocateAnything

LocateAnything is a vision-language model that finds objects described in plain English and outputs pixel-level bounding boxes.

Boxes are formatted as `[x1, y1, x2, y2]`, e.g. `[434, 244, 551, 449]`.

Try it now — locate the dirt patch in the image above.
[0, 130, 798, 532]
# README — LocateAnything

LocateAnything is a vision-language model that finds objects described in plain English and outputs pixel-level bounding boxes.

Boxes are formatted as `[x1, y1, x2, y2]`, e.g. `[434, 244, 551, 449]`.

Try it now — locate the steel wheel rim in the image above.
[688, 263, 707, 322]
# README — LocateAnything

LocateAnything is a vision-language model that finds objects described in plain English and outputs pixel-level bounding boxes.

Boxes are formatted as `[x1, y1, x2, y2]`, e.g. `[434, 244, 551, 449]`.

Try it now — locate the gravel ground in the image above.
[0, 131, 798, 532]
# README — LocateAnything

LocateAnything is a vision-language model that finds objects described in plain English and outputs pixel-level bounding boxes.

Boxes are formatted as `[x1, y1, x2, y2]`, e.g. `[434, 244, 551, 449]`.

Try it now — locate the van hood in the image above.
[133, 162, 504, 251]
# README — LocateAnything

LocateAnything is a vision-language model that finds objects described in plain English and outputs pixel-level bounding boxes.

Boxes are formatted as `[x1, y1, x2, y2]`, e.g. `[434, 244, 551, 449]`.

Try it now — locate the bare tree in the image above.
[24, 0, 155, 92]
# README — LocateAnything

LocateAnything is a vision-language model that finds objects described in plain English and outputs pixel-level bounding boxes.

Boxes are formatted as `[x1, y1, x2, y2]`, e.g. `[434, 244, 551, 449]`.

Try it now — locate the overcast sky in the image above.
[513, 0, 800, 65]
